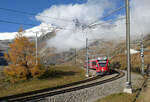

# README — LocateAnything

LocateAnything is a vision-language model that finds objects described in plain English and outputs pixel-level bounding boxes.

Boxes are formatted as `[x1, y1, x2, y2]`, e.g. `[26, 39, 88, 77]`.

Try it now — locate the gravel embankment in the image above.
[36, 70, 144, 102]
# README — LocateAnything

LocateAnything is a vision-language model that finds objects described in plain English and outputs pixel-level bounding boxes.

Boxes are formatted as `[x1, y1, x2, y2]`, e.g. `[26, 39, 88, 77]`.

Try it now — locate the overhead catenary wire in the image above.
[0, 5, 126, 33]
[0, 7, 73, 22]
[79, 5, 126, 76]
[0, 19, 37, 26]
[0, 15, 126, 32]
[88, 5, 125, 27]
[88, 17, 125, 28]
[0, 5, 125, 27]
[0, 7, 77, 27]
[0, 5, 126, 35]
[0, 19, 74, 30]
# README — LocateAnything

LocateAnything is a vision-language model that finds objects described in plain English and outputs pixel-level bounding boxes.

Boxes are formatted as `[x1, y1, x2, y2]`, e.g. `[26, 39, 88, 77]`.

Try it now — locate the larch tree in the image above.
[4, 27, 45, 82]
[6, 27, 36, 67]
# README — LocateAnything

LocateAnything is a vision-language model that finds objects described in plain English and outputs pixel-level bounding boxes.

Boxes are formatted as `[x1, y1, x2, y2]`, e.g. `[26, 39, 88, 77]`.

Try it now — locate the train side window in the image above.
[92, 61, 97, 66]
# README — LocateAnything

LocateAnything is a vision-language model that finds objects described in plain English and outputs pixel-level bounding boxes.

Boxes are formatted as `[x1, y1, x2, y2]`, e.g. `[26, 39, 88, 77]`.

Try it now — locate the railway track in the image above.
[0, 69, 125, 102]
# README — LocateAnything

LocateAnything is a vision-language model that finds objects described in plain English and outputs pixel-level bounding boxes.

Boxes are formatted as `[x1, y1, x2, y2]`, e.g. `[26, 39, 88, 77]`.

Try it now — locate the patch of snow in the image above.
[0, 23, 54, 40]
[125, 49, 139, 54]
[130, 49, 139, 54]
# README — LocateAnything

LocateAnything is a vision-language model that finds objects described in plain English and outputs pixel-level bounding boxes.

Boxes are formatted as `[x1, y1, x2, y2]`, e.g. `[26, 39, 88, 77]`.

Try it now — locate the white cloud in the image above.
[35, 0, 150, 52]
[130, 0, 150, 35]
[36, 0, 113, 25]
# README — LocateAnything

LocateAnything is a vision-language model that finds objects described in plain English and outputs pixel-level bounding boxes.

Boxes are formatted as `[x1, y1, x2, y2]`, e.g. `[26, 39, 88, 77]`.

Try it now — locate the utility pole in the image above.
[36, 32, 38, 65]
[140, 34, 145, 75]
[124, 0, 132, 93]
[86, 38, 89, 77]
[75, 48, 77, 65]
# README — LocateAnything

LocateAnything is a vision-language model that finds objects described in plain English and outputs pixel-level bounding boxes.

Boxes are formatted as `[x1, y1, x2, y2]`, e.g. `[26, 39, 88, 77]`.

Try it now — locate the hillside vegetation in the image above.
[111, 52, 150, 72]
[0, 65, 85, 97]
[0, 28, 86, 97]
[110, 34, 150, 72]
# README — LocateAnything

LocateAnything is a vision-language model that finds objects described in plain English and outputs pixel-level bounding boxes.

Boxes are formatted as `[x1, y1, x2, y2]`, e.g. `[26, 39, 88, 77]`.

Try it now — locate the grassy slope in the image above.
[0, 66, 85, 97]
[110, 34, 150, 71]
[110, 51, 150, 72]
[137, 80, 150, 102]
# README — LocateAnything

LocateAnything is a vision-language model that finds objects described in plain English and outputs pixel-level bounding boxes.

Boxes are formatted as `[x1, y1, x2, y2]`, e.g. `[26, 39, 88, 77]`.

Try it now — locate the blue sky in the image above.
[0, 0, 124, 32]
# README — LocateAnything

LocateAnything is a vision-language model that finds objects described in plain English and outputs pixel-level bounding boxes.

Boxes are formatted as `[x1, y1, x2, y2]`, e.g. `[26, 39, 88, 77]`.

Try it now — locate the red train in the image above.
[85, 57, 110, 75]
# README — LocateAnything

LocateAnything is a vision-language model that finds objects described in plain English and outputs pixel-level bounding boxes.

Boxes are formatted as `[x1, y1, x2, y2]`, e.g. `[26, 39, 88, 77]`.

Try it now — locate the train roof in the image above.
[89, 57, 108, 61]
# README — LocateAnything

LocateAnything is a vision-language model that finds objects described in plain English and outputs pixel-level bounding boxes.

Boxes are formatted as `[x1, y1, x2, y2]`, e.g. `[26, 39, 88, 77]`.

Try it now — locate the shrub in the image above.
[4, 65, 28, 83]
[30, 64, 46, 78]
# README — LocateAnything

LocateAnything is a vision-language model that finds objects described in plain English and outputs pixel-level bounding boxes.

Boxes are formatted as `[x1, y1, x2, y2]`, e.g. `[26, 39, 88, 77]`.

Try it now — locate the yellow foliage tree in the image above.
[4, 27, 45, 82]
[6, 27, 36, 66]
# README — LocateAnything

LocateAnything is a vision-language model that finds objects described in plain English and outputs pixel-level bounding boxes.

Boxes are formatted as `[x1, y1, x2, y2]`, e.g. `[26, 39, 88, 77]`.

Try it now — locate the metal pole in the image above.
[75, 48, 76, 65]
[140, 35, 145, 75]
[86, 38, 89, 77]
[36, 32, 38, 65]
[124, 0, 132, 93]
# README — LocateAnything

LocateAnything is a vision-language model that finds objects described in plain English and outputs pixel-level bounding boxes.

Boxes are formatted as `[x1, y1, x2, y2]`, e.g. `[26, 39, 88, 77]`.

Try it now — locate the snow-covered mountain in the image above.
[0, 23, 54, 40]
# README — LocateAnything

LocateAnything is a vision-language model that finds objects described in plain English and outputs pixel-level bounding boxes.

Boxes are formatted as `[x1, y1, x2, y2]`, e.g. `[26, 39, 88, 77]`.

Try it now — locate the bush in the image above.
[4, 64, 47, 83]
[4, 65, 28, 83]
[30, 64, 46, 78]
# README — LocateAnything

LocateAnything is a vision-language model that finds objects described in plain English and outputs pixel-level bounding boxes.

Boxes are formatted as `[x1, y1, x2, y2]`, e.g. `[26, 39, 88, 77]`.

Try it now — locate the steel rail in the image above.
[0, 70, 124, 102]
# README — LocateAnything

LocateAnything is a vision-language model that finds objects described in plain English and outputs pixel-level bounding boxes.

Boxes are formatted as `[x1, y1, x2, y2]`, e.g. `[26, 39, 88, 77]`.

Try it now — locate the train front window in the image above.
[98, 60, 107, 67]
[99, 63, 106, 67]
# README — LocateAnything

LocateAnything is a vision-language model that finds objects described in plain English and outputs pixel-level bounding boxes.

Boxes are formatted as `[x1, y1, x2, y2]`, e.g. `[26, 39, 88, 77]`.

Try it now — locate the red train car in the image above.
[87, 57, 110, 75]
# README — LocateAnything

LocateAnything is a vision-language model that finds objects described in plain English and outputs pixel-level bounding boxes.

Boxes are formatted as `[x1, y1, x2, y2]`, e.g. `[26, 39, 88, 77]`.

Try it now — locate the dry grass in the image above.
[95, 93, 136, 102]
[0, 65, 85, 97]
[137, 80, 150, 102]
[111, 51, 150, 72]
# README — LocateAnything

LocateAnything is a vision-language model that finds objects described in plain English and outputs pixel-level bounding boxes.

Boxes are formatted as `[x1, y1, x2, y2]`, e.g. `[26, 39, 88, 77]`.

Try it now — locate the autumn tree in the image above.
[6, 27, 36, 66]
[4, 27, 45, 83]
